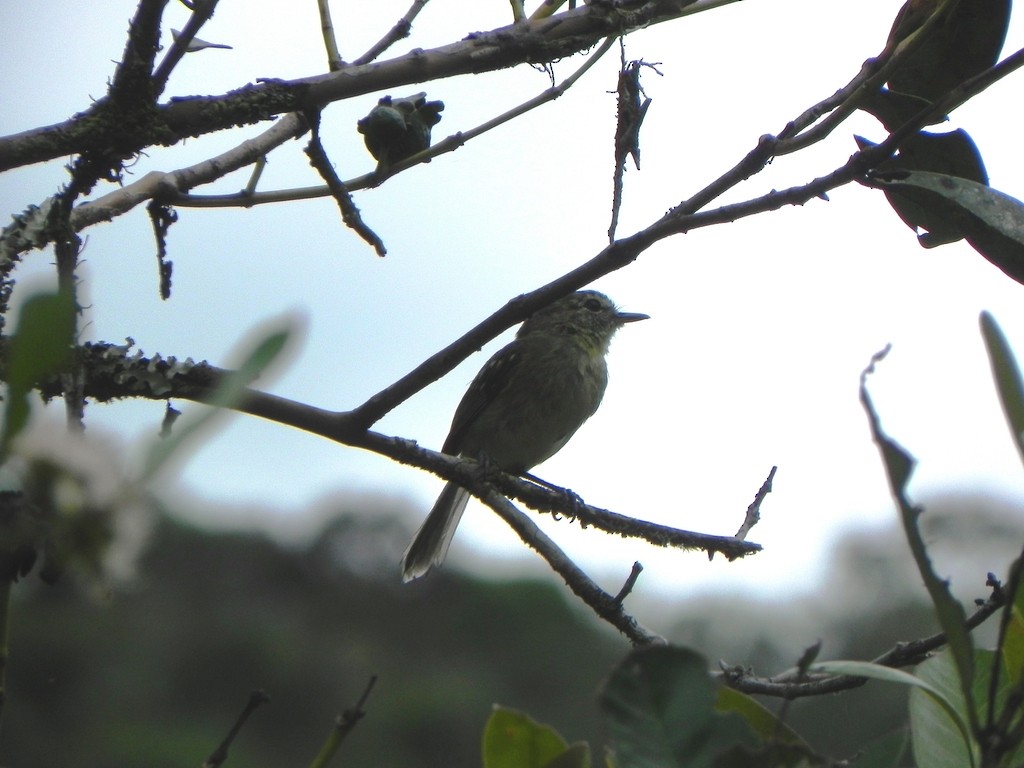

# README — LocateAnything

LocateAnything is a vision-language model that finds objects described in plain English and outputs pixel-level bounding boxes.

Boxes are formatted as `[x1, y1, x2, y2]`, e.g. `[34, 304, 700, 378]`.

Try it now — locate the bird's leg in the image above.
[468, 450, 507, 487]
[522, 472, 585, 519]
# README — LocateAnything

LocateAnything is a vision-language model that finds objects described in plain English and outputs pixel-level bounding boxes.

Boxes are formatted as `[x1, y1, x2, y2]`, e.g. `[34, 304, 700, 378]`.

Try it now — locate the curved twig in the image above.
[721, 585, 1005, 698]
[352, 0, 431, 66]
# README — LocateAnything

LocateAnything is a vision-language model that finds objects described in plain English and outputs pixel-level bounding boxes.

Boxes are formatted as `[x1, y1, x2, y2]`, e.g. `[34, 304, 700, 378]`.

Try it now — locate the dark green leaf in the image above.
[979, 312, 1024, 468]
[141, 323, 293, 480]
[858, 130, 987, 248]
[712, 742, 827, 768]
[910, 651, 979, 768]
[991, 551, 1024, 764]
[848, 729, 909, 768]
[812, 659, 972, 758]
[858, 87, 938, 131]
[599, 646, 756, 768]
[887, 0, 1010, 102]
[907, 130, 987, 182]
[714, 687, 805, 746]
[1003, 554, 1024, 687]
[542, 742, 591, 768]
[482, 706, 568, 768]
[860, 353, 978, 737]
[868, 171, 1024, 282]
[911, 646, 1024, 767]
[863, 129, 989, 183]
[0, 290, 76, 454]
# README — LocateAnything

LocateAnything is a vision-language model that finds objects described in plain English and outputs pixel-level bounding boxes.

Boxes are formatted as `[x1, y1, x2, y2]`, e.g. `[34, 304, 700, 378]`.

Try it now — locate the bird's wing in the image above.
[441, 340, 521, 455]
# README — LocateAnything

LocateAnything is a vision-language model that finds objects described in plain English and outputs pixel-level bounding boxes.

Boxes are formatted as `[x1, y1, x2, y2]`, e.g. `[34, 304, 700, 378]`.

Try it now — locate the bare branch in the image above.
[482, 488, 663, 645]
[302, 110, 386, 256]
[613, 562, 644, 605]
[20, 339, 760, 563]
[722, 585, 1005, 699]
[735, 466, 775, 541]
[317, 0, 345, 71]
[171, 33, 616, 208]
[202, 689, 270, 768]
[0, 1, 706, 173]
[110, 0, 169, 103]
[352, 0, 431, 66]
[308, 677, 378, 768]
[68, 114, 308, 233]
[153, 0, 221, 92]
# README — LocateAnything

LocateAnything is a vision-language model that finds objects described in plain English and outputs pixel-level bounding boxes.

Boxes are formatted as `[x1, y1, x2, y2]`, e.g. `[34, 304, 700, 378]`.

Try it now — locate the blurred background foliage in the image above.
[3, 489, 1021, 768]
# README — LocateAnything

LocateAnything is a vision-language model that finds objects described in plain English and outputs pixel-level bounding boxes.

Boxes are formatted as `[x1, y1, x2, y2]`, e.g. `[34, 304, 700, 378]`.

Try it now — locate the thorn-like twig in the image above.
[317, 0, 344, 71]
[613, 561, 644, 605]
[303, 110, 387, 257]
[153, 0, 221, 94]
[308, 676, 378, 768]
[483, 489, 663, 645]
[721, 582, 1005, 699]
[352, 0, 430, 66]
[202, 689, 270, 768]
[735, 465, 776, 541]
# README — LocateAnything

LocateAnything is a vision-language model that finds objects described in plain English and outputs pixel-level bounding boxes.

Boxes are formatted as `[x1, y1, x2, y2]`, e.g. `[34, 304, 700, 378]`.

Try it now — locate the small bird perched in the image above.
[402, 290, 648, 581]
[356, 92, 444, 173]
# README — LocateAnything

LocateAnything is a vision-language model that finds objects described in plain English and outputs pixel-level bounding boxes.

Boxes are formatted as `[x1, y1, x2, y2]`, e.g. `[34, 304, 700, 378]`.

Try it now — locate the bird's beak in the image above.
[616, 311, 649, 324]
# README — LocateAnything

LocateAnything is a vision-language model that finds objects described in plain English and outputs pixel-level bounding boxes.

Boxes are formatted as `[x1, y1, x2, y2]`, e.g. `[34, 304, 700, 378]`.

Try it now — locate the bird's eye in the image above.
[584, 298, 603, 312]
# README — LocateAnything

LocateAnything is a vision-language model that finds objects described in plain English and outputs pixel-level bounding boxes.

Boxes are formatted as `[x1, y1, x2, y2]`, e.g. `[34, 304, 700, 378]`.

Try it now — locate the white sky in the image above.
[3, 0, 1024, 612]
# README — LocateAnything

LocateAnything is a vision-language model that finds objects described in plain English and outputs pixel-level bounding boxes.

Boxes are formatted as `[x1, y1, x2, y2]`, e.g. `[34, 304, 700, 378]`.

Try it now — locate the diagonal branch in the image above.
[352, 0, 431, 66]
[302, 110, 386, 256]
[721, 581, 1005, 698]
[22, 338, 752, 638]
[68, 114, 309, 233]
[20, 339, 760, 561]
[316, 0, 344, 72]
[152, 0, 221, 93]
[481, 488, 664, 645]
[110, 0, 170, 105]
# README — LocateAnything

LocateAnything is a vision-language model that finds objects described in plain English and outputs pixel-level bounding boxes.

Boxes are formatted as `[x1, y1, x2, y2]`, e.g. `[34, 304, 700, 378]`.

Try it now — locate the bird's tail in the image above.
[401, 481, 471, 581]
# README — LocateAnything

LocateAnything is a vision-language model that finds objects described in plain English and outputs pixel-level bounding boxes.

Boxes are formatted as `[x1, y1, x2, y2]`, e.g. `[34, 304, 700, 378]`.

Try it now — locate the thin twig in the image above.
[202, 689, 270, 768]
[52, 198, 85, 432]
[483, 489, 663, 645]
[25, 345, 760, 564]
[488, 470, 760, 560]
[735, 466, 775, 541]
[721, 587, 1005, 699]
[108, 0, 166, 104]
[153, 0, 221, 93]
[317, 0, 344, 71]
[307, 676, 378, 768]
[242, 156, 268, 197]
[303, 110, 386, 256]
[987, 560, 1024, 738]
[772, 0, 955, 153]
[353, 0, 430, 66]
[0, 581, 11, 727]
[68, 114, 308, 233]
[613, 562, 644, 605]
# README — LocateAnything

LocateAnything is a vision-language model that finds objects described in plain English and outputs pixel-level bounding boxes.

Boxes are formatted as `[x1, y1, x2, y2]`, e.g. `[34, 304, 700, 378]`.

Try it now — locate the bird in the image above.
[356, 92, 444, 173]
[402, 290, 648, 581]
